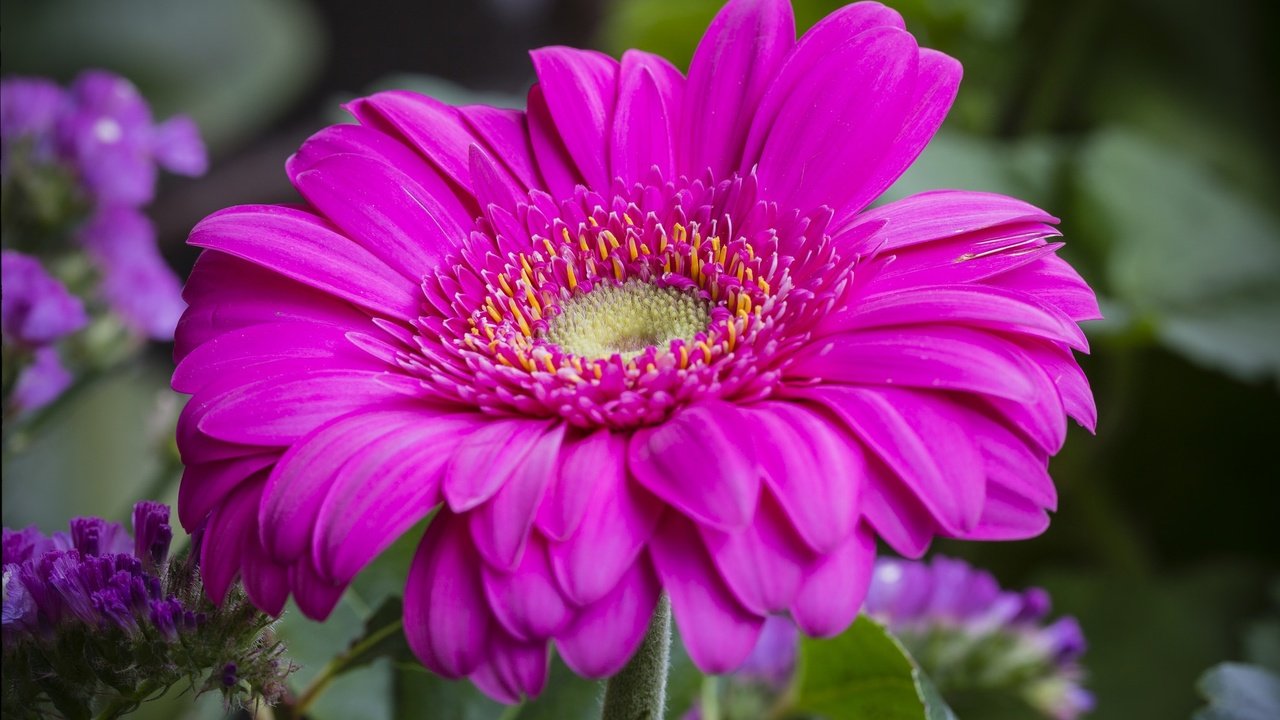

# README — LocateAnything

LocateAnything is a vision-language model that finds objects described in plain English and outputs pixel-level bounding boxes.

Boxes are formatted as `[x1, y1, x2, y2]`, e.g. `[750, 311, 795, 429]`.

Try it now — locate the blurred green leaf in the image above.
[881, 131, 1064, 208]
[1195, 663, 1280, 720]
[792, 615, 957, 720]
[394, 667, 506, 720]
[514, 657, 601, 720]
[1077, 129, 1280, 380]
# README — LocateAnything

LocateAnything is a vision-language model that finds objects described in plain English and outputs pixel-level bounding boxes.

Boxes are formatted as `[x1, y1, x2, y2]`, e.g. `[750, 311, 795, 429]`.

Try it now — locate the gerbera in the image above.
[173, 0, 1097, 702]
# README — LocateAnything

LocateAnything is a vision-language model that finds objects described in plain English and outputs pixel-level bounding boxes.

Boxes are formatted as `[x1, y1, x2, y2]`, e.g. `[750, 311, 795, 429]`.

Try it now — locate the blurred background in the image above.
[2, 0, 1277, 718]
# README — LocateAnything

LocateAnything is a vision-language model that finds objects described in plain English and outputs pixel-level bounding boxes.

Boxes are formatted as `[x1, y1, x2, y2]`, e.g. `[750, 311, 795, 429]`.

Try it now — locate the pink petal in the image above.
[861, 469, 937, 558]
[788, 327, 1039, 402]
[741, 1, 905, 167]
[1019, 339, 1096, 432]
[681, 0, 795, 179]
[988, 254, 1102, 323]
[482, 535, 572, 642]
[173, 321, 386, 396]
[629, 401, 760, 531]
[745, 402, 862, 553]
[611, 51, 681, 184]
[175, 251, 370, 362]
[536, 429, 622, 542]
[756, 26, 918, 215]
[702, 490, 814, 615]
[800, 386, 985, 534]
[459, 105, 540, 190]
[346, 91, 479, 195]
[200, 478, 262, 604]
[178, 455, 274, 531]
[962, 479, 1050, 541]
[293, 153, 468, 279]
[312, 414, 479, 583]
[650, 514, 764, 673]
[257, 407, 426, 562]
[829, 284, 1087, 350]
[189, 205, 420, 320]
[468, 144, 524, 218]
[194, 370, 407, 446]
[469, 633, 549, 703]
[555, 555, 660, 678]
[790, 522, 876, 636]
[443, 418, 558, 512]
[529, 47, 619, 190]
[242, 533, 290, 616]
[547, 469, 663, 606]
[290, 559, 347, 620]
[526, 84, 583, 197]
[469, 423, 565, 570]
[836, 189, 1057, 253]
[404, 512, 493, 677]
[286, 122, 473, 227]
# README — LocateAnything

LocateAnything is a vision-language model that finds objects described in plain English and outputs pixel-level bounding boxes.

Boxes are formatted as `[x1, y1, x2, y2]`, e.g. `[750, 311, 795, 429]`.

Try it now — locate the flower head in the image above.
[866, 556, 1094, 720]
[174, 0, 1098, 702]
[1, 503, 291, 717]
[1, 250, 86, 412]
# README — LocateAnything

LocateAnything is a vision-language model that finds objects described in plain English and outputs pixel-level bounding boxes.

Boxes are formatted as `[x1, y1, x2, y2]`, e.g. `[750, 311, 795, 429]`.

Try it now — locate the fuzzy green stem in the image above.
[602, 595, 671, 720]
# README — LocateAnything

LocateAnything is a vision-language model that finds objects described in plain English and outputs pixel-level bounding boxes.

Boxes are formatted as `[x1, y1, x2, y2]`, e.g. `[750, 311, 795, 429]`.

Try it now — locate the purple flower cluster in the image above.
[865, 556, 1093, 720]
[0, 70, 206, 344]
[1, 249, 87, 411]
[1, 502, 189, 643]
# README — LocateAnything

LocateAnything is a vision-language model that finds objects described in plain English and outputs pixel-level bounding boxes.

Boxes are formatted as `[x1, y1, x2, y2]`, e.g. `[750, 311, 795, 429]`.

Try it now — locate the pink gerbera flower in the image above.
[173, 0, 1098, 702]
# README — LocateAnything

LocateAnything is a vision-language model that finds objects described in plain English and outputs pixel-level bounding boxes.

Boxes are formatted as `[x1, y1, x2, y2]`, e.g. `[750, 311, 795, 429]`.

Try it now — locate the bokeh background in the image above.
[3, 0, 1278, 718]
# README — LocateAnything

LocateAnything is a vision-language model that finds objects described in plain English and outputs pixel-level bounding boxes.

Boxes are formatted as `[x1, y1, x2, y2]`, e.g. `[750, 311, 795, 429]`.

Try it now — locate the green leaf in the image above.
[791, 615, 957, 720]
[880, 131, 1065, 209]
[333, 597, 414, 675]
[1077, 129, 1280, 380]
[1195, 663, 1280, 720]
[393, 666, 506, 720]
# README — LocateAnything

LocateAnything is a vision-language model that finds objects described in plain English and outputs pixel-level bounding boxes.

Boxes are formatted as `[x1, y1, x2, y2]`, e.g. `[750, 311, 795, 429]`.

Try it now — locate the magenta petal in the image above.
[979, 421, 1056, 511]
[470, 423, 565, 570]
[756, 26, 918, 215]
[346, 91, 479, 194]
[443, 419, 557, 512]
[963, 479, 1051, 540]
[242, 534, 290, 616]
[555, 555, 660, 678]
[650, 514, 764, 673]
[802, 386, 984, 534]
[741, 1, 905, 167]
[175, 251, 370, 362]
[702, 490, 814, 615]
[173, 321, 386, 396]
[611, 52, 679, 184]
[837, 189, 1057, 253]
[526, 84, 583, 197]
[200, 479, 261, 605]
[862, 469, 937, 558]
[536, 429, 622, 542]
[529, 47, 619, 190]
[294, 153, 467, 279]
[629, 401, 760, 531]
[312, 414, 477, 583]
[547, 470, 663, 606]
[746, 402, 862, 553]
[177, 455, 274, 531]
[290, 559, 347, 620]
[1019, 339, 1097, 432]
[460, 105, 540, 190]
[790, 522, 875, 637]
[990, 254, 1103, 323]
[189, 205, 420, 320]
[681, 0, 795, 179]
[789, 327, 1038, 402]
[470, 634, 549, 703]
[194, 370, 406, 446]
[828, 285, 1087, 351]
[468, 144, 524, 217]
[404, 512, 493, 677]
[258, 409, 423, 562]
[482, 535, 572, 642]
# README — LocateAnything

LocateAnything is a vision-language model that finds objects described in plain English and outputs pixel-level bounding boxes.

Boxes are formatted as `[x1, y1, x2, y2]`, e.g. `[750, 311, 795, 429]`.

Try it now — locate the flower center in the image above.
[544, 280, 710, 361]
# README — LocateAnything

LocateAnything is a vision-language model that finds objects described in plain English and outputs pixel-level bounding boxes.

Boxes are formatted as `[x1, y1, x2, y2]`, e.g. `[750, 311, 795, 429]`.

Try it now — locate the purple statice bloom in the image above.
[1, 502, 187, 643]
[865, 555, 1094, 720]
[0, 77, 65, 169]
[11, 347, 74, 413]
[55, 70, 207, 207]
[734, 614, 798, 685]
[174, 0, 1099, 703]
[77, 206, 186, 339]
[1, 250, 87, 347]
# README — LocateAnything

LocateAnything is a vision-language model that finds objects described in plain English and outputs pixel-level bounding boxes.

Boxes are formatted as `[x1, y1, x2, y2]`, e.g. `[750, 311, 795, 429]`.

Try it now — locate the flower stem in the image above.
[293, 617, 405, 714]
[602, 595, 671, 720]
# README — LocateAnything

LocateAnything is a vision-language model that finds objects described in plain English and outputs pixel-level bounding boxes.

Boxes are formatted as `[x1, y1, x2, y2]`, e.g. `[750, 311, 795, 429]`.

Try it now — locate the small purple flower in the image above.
[55, 71, 206, 206]
[0, 77, 64, 167]
[132, 501, 173, 573]
[11, 347, 74, 413]
[734, 614, 798, 685]
[77, 205, 186, 340]
[0, 250, 87, 347]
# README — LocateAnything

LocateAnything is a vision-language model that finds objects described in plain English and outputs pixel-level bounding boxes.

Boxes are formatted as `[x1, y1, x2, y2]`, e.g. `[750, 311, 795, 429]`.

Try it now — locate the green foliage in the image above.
[790, 615, 956, 720]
